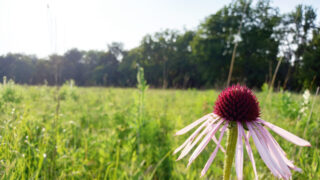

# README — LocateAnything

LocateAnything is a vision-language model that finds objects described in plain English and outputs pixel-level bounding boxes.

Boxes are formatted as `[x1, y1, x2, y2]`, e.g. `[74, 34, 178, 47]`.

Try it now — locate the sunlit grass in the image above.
[0, 83, 319, 179]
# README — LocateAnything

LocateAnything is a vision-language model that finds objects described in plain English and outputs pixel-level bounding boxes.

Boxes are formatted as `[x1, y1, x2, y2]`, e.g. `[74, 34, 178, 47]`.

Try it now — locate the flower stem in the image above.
[223, 122, 238, 180]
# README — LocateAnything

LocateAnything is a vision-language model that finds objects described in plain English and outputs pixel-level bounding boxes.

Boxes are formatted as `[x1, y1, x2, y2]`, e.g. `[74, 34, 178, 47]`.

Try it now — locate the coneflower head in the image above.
[214, 85, 260, 122]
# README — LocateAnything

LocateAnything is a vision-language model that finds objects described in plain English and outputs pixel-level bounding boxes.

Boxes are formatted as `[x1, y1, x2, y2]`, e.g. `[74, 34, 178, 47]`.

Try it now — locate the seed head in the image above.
[214, 85, 260, 122]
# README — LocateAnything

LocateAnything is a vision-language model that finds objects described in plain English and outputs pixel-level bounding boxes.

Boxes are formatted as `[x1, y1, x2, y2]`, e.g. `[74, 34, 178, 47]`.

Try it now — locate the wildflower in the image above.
[299, 90, 310, 117]
[302, 90, 311, 103]
[174, 85, 310, 179]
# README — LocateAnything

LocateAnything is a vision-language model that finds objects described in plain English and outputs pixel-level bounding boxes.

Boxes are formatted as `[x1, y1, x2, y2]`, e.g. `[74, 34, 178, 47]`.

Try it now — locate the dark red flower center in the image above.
[213, 85, 260, 122]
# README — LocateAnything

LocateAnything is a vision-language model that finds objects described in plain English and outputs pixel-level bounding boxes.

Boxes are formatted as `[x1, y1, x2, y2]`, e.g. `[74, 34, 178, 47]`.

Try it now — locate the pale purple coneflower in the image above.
[174, 85, 311, 180]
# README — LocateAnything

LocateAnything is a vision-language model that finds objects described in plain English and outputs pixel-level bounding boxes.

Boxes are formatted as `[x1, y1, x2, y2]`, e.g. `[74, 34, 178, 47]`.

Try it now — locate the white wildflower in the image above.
[299, 90, 310, 116]
[303, 90, 310, 104]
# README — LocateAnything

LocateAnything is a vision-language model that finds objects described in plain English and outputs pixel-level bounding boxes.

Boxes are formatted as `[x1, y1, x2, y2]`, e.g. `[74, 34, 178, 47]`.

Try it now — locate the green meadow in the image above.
[0, 82, 319, 179]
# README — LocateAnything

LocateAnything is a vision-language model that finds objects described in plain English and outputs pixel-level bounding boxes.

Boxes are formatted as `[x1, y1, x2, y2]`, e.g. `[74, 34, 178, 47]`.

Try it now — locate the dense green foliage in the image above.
[0, 82, 319, 179]
[0, 0, 319, 90]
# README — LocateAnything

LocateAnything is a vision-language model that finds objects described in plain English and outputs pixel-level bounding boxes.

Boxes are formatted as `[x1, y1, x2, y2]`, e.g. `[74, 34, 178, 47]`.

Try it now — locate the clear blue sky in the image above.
[0, 0, 319, 57]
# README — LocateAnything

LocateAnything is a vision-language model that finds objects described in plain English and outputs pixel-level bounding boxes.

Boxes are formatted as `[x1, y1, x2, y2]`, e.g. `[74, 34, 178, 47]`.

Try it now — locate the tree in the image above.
[280, 5, 317, 90]
[108, 42, 124, 62]
[117, 48, 140, 87]
[0, 53, 36, 84]
[62, 49, 85, 85]
[140, 29, 179, 88]
[300, 29, 320, 90]
[167, 30, 197, 88]
[191, 0, 282, 88]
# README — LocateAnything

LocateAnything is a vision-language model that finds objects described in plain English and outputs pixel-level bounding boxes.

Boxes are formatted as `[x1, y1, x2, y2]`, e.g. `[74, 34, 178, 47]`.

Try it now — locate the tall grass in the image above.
[0, 80, 319, 179]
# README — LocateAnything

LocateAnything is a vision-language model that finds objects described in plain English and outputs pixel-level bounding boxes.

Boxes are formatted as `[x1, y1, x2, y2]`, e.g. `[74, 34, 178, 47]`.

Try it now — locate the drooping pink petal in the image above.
[188, 120, 224, 167]
[247, 122, 282, 178]
[235, 122, 244, 180]
[251, 122, 289, 179]
[269, 132, 286, 155]
[251, 122, 292, 180]
[175, 113, 216, 136]
[178, 119, 226, 160]
[257, 119, 311, 147]
[240, 125, 258, 180]
[177, 120, 216, 160]
[212, 135, 226, 153]
[201, 122, 228, 176]
[174, 119, 211, 155]
[176, 141, 192, 161]
[258, 123, 300, 172]
[257, 122, 302, 172]
[254, 122, 292, 179]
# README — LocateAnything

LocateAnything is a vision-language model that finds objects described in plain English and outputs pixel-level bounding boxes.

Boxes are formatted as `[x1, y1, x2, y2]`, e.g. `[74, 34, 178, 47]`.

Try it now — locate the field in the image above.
[0, 82, 319, 179]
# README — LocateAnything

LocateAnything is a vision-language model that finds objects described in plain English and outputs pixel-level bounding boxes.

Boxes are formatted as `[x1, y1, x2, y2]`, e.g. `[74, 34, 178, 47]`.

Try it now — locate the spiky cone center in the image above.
[214, 85, 260, 122]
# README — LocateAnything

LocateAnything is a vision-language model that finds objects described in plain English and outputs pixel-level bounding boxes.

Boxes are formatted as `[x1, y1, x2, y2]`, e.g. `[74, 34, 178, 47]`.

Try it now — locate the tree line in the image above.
[1, 0, 319, 91]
